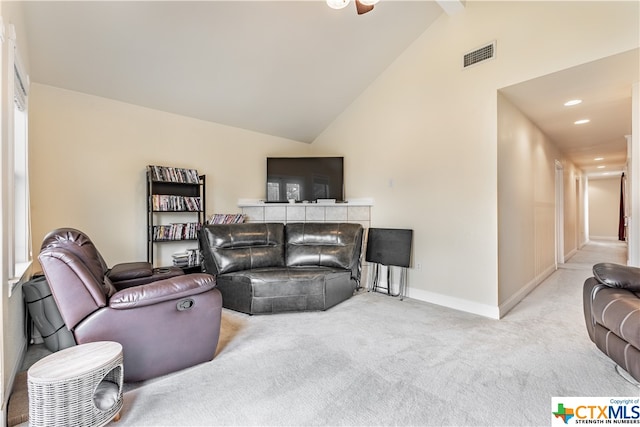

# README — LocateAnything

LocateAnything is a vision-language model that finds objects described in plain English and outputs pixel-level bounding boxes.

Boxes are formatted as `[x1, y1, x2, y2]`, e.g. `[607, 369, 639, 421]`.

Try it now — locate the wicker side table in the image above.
[28, 341, 124, 427]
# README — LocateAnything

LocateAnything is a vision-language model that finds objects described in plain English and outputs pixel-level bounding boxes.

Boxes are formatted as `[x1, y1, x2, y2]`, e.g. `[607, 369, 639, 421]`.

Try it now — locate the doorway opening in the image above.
[555, 160, 564, 267]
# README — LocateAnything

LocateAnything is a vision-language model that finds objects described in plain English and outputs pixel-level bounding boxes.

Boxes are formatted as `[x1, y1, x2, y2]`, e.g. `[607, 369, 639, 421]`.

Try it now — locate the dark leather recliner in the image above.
[583, 262, 640, 382]
[38, 228, 223, 382]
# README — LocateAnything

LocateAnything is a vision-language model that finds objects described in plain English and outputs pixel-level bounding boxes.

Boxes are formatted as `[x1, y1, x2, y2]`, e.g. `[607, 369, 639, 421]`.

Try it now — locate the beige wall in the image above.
[588, 177, 622, 240]
[29, 84, 314, 267]
[311, 1, 638, 317]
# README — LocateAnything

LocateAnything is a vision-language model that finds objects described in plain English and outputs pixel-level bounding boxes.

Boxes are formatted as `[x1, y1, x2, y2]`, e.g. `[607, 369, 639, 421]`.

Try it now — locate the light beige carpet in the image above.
[114, 240, 637, 426]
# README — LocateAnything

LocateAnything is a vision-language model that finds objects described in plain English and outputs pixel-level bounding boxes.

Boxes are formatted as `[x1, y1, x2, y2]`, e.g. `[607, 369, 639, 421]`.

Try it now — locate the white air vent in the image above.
[463, 41, 496, 68]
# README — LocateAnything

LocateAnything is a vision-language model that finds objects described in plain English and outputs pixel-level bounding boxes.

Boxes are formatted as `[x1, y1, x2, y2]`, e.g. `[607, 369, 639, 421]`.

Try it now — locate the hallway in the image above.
[561, 239, 627, 270]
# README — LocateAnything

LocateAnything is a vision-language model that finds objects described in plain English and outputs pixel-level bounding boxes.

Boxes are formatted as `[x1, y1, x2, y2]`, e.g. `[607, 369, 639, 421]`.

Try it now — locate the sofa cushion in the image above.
[219, 267, 352, 313]
[285, 223, 362, 270]
[200, 223, 285, 274]
[591, 285, 640, 350]
[593, 262, 640, 292]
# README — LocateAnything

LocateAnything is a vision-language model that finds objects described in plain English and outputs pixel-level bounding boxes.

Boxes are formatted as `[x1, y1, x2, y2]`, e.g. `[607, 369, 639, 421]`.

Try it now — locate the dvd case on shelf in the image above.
[152, 222, 201, 241]
[149, 165, 199, 184]
[151, 195, 202, 212]
[172, 249, 201, 268]
[206, 213, 245, 224]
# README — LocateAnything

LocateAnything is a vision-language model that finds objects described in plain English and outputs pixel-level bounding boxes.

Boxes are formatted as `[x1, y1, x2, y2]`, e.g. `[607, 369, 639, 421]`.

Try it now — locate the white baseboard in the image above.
[564, 247, 579, 262]
[498, 263, 556, 318]
[405, 288, 500, 319]
[383, 262, 559, 320]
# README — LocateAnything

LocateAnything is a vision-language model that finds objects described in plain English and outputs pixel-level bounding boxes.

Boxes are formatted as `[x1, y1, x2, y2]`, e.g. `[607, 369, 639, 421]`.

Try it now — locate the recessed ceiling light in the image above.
[594, 157, 604, 161]
[564, 99, 582, 106]
[597, 165, 606, 169]
[574, 119, 590, 125]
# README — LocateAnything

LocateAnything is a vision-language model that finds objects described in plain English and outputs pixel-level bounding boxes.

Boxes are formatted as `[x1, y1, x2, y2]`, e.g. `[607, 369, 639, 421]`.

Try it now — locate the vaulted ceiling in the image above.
[22, 0, 444, 143]
[20, 1, 637, 176]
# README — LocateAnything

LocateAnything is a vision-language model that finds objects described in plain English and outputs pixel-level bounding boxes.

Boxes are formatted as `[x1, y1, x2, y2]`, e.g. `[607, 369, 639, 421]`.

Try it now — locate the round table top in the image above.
[28, 341, 123, 382]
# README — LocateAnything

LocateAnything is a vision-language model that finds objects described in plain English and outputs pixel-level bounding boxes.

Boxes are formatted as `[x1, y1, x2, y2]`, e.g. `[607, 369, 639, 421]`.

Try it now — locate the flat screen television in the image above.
[266, 157, 344, 203]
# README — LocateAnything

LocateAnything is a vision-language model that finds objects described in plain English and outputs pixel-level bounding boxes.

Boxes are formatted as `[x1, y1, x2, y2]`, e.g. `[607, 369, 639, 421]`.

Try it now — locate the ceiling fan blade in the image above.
[355, 0, 374, 15]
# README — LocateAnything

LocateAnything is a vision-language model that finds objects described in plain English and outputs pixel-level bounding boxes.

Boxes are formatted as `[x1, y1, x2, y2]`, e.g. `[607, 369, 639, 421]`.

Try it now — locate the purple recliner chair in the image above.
[38, 227, 223, 382]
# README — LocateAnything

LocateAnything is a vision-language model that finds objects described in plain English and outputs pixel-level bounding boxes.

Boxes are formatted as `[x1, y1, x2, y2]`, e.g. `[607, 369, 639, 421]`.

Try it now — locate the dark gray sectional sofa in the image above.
[199, 222, 364, 314]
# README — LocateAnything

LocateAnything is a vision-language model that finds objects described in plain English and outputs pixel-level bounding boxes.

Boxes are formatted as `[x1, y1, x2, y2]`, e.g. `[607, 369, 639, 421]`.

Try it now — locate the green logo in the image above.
[553, 403, 575, 424]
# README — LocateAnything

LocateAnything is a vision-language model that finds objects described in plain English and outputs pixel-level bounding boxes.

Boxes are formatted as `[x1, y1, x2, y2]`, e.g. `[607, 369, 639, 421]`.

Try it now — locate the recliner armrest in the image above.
[107, 262, 153, 282]
[593, 262, 640, 292]
[109, 273, 216, 309]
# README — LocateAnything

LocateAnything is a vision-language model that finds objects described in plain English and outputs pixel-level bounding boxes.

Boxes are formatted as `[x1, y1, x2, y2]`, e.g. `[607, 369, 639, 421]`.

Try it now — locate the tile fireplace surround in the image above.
[238, 199, 372, 229]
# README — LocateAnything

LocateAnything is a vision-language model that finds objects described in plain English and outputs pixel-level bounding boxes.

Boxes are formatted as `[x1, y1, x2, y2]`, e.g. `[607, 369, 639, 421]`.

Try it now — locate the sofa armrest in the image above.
[107, 262, 153, 282]
[199, 223, 285, 274]
[109, 273, 216, 309]
[593, 263, 640, 292]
